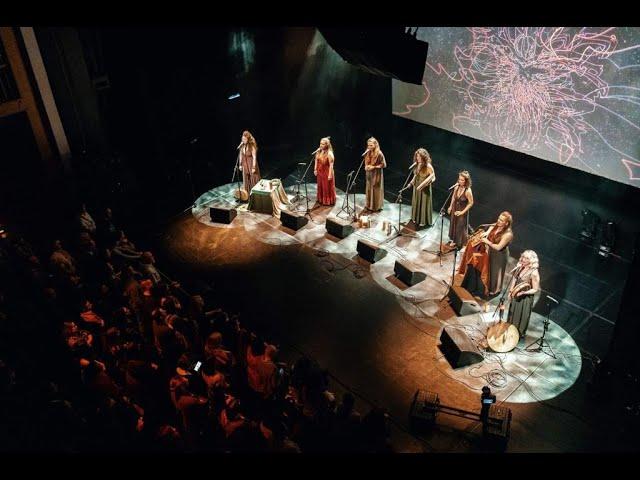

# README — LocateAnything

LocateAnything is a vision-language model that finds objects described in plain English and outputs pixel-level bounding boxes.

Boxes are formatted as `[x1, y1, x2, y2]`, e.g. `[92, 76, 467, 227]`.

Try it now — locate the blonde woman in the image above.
[507, 250, 540, 337]
[238, 130, 261, 193]
[410, 148, 435, 228]
[447, 170, 474, 248]
[314, 137, 336, 206]
[364, 137, 386, 212]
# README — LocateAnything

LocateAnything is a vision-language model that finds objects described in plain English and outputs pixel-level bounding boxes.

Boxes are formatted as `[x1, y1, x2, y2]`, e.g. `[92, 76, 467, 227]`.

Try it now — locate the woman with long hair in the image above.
[482, 211, 514, 295]
[507, 249, 540, 338]
[410, 148, 435, 228]
[314, 137, 336, 206]
[447, 170, 474, 249]
[238, 130, 261, 194]
[364, 137, 386, 212]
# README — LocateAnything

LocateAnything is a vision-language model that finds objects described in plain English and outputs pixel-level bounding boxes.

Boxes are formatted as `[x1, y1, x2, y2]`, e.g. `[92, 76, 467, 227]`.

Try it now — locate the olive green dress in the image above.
[508, 267, 538, 337]
[411, 165, 433, 227]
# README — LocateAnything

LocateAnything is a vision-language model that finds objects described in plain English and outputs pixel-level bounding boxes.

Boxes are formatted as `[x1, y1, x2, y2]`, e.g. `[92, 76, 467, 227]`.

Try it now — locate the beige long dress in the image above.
[365, 151, 386, 211]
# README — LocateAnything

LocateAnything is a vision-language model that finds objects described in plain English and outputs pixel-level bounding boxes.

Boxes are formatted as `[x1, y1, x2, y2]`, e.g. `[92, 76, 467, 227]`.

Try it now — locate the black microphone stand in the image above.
[424, 186, 456, 267]
[231, 151, 244, 204]
[525, 297, 557, 358]
[295, 158, 315, 220]
[291, 161, 308, 205]
[337, 170, 356, 219]
[384, 168, 417, 243]
[346, 157, 365, 223]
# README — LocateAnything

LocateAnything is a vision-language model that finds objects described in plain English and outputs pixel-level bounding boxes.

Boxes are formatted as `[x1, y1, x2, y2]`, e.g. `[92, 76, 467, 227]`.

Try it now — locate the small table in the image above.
[248, 179, 291, 217]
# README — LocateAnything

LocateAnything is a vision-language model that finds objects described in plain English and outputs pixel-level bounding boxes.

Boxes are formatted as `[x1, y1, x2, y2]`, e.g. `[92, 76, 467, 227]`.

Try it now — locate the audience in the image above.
[0, 203, 392, 453]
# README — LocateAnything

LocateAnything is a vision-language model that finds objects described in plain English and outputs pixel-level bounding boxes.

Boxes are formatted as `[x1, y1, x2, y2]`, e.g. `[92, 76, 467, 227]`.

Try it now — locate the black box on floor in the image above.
[210, 206, 237, 224]
[394, 260, 427, 286]
[325, 217, 354, 238]
[280, 209, 308, 231]
[409, 389, 440, 432]
[357, 239, 387, 263]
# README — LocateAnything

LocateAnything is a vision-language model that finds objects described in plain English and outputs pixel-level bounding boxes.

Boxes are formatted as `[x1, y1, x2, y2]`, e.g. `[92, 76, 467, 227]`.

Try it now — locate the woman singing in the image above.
[410, 148, 435, 228]
[314, 137, 336, 206]
[238, 130, 261, 193]
[459, 211, 513, 297]
[447, 171, 473, 249]
[482, 211, 514, 295]
[508, 250, 540, 338]
[364, 137, 386, 212]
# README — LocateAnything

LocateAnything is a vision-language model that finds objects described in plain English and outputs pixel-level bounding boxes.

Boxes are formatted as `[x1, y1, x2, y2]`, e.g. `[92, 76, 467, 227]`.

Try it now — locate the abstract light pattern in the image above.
[393, 27, 640, 188]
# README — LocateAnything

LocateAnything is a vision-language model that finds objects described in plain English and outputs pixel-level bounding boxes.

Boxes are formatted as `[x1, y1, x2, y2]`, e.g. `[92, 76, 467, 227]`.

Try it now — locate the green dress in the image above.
[411, 165, 433, 227]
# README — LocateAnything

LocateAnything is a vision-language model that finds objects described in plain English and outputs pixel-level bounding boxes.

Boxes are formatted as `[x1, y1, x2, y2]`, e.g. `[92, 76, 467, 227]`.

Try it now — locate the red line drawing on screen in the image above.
[622, 159, 640, 181]
[392, 81, 431, 116]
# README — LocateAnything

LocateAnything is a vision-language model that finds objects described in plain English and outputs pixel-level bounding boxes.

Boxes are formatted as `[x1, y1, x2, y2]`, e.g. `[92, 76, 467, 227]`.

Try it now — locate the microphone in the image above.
[448, 183, 458, 190]
[509, 263, 522, 274]
[311, 148, 321, 155]
[408, 162, 417, 171]
[236, 143, 243, 150]
[298, 162, 306, 166]
[361, 149, 369, 157]
[546, 295, 559, 304]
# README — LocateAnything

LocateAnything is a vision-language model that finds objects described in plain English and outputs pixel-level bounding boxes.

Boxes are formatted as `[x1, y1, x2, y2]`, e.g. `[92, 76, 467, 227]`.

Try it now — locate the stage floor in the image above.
[154, 181, 625, 452]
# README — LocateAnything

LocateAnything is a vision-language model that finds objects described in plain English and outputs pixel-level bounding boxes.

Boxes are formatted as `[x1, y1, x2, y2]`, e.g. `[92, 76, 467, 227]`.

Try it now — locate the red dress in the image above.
[315, 152, 336, 205]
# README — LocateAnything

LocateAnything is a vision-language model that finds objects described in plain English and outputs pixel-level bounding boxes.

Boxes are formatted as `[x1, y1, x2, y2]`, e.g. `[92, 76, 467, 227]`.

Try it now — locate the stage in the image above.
[146, 178, 604, 452]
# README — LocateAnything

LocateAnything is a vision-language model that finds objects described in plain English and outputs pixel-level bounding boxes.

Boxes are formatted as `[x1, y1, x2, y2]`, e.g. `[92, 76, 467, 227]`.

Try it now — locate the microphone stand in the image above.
[348, 158, 365, 222]
[491, 266, 521, 324]
[383, 168, 418, 243]
[337, 171, 356, 220]
[423, 186, 456, 267]
[294, 158, 315, 220]
[231, 152, 244, 204]
[291, 161, 309, 205]
[525, 297, 557, 358]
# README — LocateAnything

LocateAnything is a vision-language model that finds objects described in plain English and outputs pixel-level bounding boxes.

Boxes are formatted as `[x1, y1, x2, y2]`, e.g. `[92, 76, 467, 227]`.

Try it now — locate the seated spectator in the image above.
[78, 203, 97, 235]
[49, 240, 77, 277]
[140, 251, 162, 284]
[246, 337, 278, 400]
[204, 332, 235, 374]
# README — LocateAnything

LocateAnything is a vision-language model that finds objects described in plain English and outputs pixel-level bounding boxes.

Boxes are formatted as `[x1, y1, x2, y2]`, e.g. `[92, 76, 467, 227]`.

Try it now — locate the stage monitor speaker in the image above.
[449, 285, 481, 316]
[280, 210, 308, 231]
[439, 326, 483, 368]
[326, 217, 354, 239]
[356, 239, 387, 263]
[394, 260, 426, 286]
[210, 206, 237, 224]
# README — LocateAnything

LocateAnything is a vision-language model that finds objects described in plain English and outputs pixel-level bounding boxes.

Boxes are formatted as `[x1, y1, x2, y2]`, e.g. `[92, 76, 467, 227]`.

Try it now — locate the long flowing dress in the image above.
[315, 151, 336, 206]
[508, 267, 538, 337]
[448, 186, 470, 248]
[365, 152, 386, 211]
[411, 164, 433, 227]
[239, 145, 261, 193]
[488, 228, 512, 294]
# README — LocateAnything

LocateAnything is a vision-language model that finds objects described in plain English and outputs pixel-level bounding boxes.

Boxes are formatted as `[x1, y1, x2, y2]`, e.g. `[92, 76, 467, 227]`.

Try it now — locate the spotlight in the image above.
[598, 221, 616, 258]
[579, 209, 600, 243]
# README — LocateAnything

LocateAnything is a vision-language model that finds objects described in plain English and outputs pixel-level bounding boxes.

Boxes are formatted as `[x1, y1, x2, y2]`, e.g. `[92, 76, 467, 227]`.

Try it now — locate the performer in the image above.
[447, 171, 473, 249]
[410, 148, 435, 228]
[238, 130, 261, 193]
[507, 250, 540, 338]
[364, 137, 386, 212]
[459, 211, 513, 297]
[314, 137, 336, 206]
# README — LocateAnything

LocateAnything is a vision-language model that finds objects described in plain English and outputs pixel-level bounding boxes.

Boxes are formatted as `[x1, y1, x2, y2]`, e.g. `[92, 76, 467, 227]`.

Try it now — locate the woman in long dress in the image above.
[410, 148, 435, 228]
[460, 211, 513, 297]
[482, 211, 514, 295]
[364, 137, 386, 212]
[447, 171, 473, 249]
[314, 137, 336, 206]
[507, 250, 540, 338]
[238, 130, 261, 194]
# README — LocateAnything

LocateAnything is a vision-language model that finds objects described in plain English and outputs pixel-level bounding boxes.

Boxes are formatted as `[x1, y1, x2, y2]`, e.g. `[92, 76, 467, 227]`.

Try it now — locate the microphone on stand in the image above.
[311, 148, 321, 155]
[408, 162, 417, 171]
[546, 295, 559, 304]
[298, 162, 306, 166]
[509, 263, 523, 274]
[236, 143, 243, 150]
[361, 149, 369, 157]
[448, 183, 458, 190]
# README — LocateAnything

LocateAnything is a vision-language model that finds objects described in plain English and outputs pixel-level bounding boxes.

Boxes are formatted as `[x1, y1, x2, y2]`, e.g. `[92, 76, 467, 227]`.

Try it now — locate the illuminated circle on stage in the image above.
[192, 182, 582, 404]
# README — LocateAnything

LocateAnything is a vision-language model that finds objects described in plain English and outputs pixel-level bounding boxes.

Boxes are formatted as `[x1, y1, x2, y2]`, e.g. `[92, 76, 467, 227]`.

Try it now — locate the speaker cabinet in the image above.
[325, 217, 354, 239]
[280, 210, 308, 231]
[356, 239, 387, 263]
[449, 286, 481, 316]
[210, 206, 237, 224]
[394, 260, 426, 286]
[409, 390, 440, 432]
[439, 326, 483, 368]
